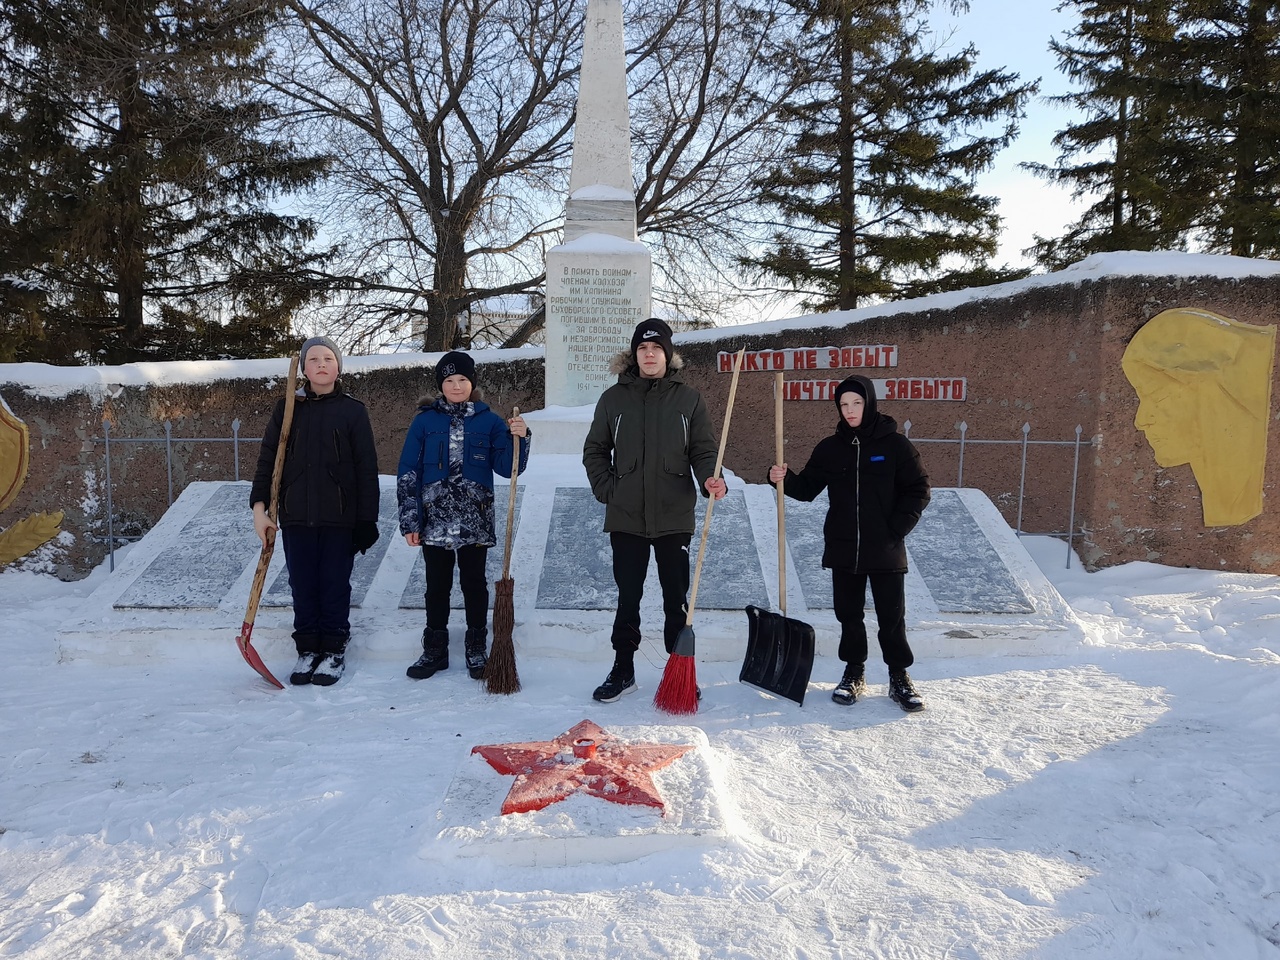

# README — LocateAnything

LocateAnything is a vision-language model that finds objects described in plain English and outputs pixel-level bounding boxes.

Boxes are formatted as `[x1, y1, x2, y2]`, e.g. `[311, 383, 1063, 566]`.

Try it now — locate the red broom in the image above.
[485, 408, 521, 695]
[654, 347, 746, 714]
[235, 355, 299, 689]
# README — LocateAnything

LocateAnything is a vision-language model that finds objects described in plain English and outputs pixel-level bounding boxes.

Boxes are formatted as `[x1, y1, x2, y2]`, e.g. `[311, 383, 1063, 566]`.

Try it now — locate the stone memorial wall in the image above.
[5, 266, 1280, 576]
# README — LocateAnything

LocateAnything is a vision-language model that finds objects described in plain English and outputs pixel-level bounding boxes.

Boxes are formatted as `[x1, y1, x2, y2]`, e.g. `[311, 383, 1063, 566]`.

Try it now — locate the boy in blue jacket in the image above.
[396, 351, 529, 681]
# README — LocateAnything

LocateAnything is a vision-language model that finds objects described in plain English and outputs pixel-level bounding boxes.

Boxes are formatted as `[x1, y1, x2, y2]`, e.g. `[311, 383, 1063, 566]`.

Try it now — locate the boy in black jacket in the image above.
[250, 336, 380, 686]
[769, 375, 930, 711]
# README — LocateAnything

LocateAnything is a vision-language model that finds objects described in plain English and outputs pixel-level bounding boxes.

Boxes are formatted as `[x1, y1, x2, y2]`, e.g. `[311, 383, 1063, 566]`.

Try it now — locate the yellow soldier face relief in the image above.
[0, 396, 29, 513]
[1122, 308, 1277, 527]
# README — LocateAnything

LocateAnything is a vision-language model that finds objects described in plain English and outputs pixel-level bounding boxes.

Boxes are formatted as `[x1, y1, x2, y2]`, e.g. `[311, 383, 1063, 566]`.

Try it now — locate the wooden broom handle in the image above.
[243, 356, 298, 628]
[775, 371, 786, 616]
[501, 407, 520, 578]
[686, 347, 746, 624]
[267, 356, 299, 528]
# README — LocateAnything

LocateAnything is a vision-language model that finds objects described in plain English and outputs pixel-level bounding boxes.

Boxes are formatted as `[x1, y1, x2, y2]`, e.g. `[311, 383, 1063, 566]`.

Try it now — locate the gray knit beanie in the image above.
[299, 336, 342, 375]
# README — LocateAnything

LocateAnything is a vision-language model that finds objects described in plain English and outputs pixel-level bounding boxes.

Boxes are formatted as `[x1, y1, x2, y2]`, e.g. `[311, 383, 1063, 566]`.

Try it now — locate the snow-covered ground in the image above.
[2, 535, 1279, 959]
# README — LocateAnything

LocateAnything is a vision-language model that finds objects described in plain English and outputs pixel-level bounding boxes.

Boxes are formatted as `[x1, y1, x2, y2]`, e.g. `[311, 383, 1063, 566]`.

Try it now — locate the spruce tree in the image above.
[1025, 0, 1193, 267]
[745, 0, 1035, 311]
[1173, 0, 1280, 257]
[0, 0, 331, 363]
[1031, 0, 1280, 265]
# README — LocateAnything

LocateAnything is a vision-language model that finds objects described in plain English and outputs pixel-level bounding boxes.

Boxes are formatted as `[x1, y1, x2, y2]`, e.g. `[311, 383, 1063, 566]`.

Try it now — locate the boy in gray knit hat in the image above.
[250, 335, 381, 687]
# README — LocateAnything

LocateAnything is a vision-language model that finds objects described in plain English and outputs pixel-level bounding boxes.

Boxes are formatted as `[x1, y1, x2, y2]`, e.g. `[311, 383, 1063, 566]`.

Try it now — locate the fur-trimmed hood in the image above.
[415, 386, 486, 408]
[608, 350, 686, 377]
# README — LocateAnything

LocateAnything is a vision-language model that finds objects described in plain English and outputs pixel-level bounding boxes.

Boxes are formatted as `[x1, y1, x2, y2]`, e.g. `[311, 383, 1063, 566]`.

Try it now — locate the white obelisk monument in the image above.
[544, 0, 653, 409]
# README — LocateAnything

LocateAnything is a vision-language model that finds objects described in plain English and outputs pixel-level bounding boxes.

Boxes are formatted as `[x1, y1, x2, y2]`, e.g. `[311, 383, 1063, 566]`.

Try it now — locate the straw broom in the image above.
[654, 347, 746, 714]
[485, 408, 522, 694]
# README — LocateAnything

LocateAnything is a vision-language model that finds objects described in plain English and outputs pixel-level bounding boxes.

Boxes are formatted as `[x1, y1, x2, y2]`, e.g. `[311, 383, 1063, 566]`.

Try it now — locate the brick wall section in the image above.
[1090, 278, 1280, 572]
[3, 273, 1279, 578]
[0, 357, 544, 578]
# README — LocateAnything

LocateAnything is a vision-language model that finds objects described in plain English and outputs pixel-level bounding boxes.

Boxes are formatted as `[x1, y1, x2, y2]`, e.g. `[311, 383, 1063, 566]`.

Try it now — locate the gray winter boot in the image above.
[464, 627, 488, 680]
[407, 628, 450, 680]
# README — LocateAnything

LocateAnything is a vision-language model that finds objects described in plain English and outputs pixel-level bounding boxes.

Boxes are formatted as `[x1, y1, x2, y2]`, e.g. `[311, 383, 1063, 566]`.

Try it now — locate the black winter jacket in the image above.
[250, 385, 380, 529]
[583, 351, 719, 538]
[780, 382, 930, 573]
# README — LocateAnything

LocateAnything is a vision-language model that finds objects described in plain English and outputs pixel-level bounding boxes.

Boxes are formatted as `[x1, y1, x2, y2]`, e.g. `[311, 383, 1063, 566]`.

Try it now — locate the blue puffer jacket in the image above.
[395, 397, 530, 537]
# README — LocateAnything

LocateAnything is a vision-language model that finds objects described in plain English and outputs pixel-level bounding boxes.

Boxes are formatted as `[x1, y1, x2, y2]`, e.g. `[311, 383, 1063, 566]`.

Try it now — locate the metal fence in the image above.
[96, 418, 261, 571]
[91, 418, 1094, 571]
[902, 420, 1092, 568]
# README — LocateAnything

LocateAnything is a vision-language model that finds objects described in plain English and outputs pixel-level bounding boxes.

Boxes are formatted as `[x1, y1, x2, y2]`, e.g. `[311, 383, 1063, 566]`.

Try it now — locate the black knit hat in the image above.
[630, 317, 674, 364]
[435, 350, 476, 390]
[833, 376, 879, 432]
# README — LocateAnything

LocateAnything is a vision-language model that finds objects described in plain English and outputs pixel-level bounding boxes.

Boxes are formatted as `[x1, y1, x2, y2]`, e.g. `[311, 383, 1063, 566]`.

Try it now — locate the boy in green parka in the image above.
[582, 318, 726, 702]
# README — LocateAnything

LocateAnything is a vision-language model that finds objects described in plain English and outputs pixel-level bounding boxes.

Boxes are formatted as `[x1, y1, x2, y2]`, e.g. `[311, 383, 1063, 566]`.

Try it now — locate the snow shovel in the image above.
[234, 356, 299, 689]
[655, 346, 746, 715]
[741, 372, 815, 705]
[485, 407, 521, 695]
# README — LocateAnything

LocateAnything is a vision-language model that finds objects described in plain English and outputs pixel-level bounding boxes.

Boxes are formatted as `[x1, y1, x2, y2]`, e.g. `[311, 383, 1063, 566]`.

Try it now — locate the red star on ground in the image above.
[471, 719, 694, 816]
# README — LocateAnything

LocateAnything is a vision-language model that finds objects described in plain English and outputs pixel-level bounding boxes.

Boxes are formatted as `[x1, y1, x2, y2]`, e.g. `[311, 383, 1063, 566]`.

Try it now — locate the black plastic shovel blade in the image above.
[741, 605, 816, 705]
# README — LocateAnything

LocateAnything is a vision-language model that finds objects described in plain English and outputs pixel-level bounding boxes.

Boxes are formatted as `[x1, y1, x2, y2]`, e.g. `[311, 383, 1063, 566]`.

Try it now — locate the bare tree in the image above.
[627, 0, 803, 325]
[272, 0, 801, 351]
[273, 0, 581, 352]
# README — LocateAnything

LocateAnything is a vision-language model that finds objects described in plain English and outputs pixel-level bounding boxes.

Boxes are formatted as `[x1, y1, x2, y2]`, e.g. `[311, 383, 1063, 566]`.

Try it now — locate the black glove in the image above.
[352, 521, 380, 555]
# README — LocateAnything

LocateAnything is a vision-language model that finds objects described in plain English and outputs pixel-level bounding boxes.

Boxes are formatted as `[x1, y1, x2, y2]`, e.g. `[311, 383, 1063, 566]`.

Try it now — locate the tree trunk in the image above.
[836, 0, 857, 311]
[113, 17, 147, 346]
[421, 221, 470, 352]
[1229, 0, 1266, 257]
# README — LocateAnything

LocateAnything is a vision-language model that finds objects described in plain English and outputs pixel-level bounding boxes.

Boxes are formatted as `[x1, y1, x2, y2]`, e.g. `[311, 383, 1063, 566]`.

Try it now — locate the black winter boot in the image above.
[407, 628, 450, 680]
[311, 652, 346, 686]
[831, 663, 867, 705]
[311, 633, 349, 686]
[290, 633, 323, 685]
[464, 627, 488, 680]
[592, 656, 637, 703]
[888, 669, 925, 712]
[290, 652, 322, 686]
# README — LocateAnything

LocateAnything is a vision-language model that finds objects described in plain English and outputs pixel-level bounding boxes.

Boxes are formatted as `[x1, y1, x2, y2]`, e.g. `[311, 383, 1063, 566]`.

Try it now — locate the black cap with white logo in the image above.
[630, 318, 674, 365]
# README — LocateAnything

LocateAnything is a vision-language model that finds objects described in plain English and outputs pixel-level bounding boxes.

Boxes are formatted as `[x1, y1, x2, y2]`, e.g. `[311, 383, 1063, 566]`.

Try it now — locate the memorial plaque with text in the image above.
[545, 241, 652, 407]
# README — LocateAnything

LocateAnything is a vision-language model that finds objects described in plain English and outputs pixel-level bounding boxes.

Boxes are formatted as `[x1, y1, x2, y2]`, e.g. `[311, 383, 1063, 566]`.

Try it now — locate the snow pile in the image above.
[2, 533, 1279, 957]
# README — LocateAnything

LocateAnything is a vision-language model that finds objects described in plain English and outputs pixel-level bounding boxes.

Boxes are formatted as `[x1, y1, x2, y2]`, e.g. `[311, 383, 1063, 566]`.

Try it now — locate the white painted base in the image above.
[523, 405, 595, 456]
[54, 469, 1084, 669]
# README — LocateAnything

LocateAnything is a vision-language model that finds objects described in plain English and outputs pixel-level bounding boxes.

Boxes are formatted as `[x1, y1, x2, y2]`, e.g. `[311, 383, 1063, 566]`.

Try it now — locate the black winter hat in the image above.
[630, 317, 674, 364]
[833, 376, 880, 419]
[435, 350, 476, 390]
[833, 376, 879, 432]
